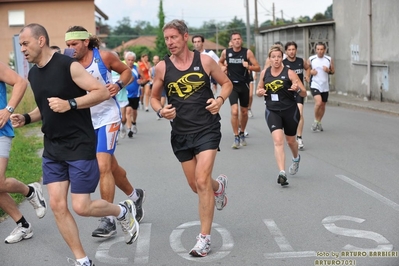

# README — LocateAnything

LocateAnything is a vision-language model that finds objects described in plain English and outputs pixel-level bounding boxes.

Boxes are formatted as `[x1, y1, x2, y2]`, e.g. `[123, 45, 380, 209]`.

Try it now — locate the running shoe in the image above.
[248, 109, 253, 118]
[120, 126, 126, 139]
[277, 171, 289, 186]
[134, 189, 146, 223]
[232, 136, 240, 149]
[215, 174, 228, 211]
[297, 137, 304, 150]
[5, 223, 33, 244]
[311, 121, 318, 132]
[91, 217, 117, 238]
[289, 155, 301, 175]
[189, 234, 211, 257]
[27, 182, 47, 218]
[132, 125, 138, 134]
[128, 130, 133, 138]
[239, 132, 247, 146]
[317, 122, 323, 132]
[118, 200, 139, 244]
[67, 258, 95, 266]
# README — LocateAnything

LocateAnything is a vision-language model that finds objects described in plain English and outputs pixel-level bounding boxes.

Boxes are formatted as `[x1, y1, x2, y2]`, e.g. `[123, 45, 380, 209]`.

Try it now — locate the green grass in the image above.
[0, 125, 43, 217]
[0, 85, 43, 218]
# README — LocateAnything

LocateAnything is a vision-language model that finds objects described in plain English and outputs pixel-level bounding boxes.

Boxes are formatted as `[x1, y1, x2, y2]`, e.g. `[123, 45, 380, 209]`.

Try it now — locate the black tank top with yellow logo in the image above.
[263, 66, 296, 111]
[164, 50, 220, 134]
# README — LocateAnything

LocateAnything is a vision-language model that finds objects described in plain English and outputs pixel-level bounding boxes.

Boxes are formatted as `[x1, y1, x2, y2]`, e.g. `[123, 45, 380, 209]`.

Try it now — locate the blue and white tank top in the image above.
[85, 48, 121, 129]
[0, 82, 14, 137]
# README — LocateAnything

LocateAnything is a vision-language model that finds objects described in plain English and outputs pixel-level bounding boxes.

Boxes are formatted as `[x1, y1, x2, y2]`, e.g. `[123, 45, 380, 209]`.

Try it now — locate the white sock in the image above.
[77, 257, 90, 265]
[200, 233, 211, 242]
[106, 215, 115, 223]
[128, 189, 139, 202]
[117, 204, 127, 220]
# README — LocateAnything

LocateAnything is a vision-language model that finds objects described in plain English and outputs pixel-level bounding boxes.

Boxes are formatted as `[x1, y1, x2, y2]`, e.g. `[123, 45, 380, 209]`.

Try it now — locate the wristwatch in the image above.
[156, 108, 163, 119]
[68, 99, 77, 110]
[5, 105, 14, 113]
[116, 80, 124, 90]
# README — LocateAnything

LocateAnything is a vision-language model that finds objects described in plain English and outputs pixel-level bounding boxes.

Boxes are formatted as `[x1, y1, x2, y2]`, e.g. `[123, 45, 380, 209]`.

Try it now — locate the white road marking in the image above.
[263, 219, 294, 252]
[322, 215, 393, 251]
[95, 223, 151, 265]
[95, 236, 128, 264]
[263, 219, 317, 259]
[134, 223, 151, 264]
[336, 175, 399, 211]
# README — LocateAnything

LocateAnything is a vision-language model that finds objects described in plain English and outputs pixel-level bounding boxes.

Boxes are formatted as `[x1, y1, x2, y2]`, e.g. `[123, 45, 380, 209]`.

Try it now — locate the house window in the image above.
[8, 10, 25, 26]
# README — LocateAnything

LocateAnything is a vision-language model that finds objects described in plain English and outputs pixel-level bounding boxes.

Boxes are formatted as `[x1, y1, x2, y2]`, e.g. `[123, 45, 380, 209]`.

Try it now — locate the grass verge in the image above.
[0, 124, 43, 218]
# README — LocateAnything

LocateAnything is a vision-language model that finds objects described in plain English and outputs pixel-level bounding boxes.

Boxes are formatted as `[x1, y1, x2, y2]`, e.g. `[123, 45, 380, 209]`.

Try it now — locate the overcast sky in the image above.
[95, 0, 333, 29]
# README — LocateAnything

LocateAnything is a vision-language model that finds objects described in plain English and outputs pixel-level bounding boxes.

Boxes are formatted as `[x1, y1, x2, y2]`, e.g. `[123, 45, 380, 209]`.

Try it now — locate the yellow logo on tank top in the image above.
[167, 73, 206, 99]
[265, 79, 284, 93]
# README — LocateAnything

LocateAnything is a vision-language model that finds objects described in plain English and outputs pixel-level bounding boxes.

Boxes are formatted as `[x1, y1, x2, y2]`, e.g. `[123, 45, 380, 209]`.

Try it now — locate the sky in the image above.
[95, 0, 333, 29]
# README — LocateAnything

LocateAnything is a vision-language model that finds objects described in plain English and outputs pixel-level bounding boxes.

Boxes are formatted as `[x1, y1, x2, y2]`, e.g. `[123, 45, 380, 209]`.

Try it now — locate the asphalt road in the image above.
[1, 95, 399, 266]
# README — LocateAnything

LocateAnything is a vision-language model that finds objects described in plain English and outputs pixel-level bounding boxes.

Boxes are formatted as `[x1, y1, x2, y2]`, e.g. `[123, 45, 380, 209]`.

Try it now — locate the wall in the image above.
[0, 0, 95, 65]
[334, 0, 399, 102]
[255, 21, 335, 88]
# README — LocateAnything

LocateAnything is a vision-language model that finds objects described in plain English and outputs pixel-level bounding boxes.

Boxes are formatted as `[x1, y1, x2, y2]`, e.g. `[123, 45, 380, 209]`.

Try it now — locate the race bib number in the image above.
[271, 94, 279, 101]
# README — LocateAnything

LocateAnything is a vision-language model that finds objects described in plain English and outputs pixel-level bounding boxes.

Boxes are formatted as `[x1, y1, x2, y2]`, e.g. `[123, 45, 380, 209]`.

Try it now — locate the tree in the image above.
[312, 13, 326, 21]
[106, 17, 138, 48]
[297, 16, 311, 23]
[325, 4, 333, 19]
[155, 0, 168, 58]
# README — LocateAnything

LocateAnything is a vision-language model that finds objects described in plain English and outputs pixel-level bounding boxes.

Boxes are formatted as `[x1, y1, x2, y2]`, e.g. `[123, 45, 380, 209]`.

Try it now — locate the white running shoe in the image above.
[118, 200, 139, 244]
[311, 122, 318, 132]
[232, 136, 240, 149]
[215, 174, 228, 210]
[27, 182, 47, 218]
[317, 122, 323, 132]
[5, 223, 33, 244]
[66, 258, 94, 266]
[132, 125, 138, 134]
[239, 133, 247, 146]
[189, 234, 211, 257]
[120, 126, 126, 139]
[248, 109, 253, 118]
[297, 138, 304, 150]
[289, 155, 301, 175]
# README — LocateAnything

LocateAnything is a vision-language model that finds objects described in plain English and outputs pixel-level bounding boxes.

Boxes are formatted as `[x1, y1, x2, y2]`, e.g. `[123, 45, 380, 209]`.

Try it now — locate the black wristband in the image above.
[116, 80, 124, 90]
[23, 113, 31, 125]
[216, 96, 225, 104]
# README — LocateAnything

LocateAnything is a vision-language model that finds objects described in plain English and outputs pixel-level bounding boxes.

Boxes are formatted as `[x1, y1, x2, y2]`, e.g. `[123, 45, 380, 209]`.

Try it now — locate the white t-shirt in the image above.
[309, 54, 331, 92]
[202, 49, 219, 63]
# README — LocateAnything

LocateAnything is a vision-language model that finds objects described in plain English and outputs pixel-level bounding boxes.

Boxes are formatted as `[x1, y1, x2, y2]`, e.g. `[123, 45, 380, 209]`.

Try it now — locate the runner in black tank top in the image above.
[283, 41, 310, 150]
[256, 44, 307, 187]
[150, 19, 233, 258]
[164, 50, 220, 134]
[218, 32, 260, 149]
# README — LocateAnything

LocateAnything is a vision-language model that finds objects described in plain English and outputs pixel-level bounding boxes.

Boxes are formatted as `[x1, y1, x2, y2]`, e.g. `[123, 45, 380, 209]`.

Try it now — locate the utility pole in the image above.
[216, 25, 219, 54]
[245, 0, 251, 48]
[254, 0, 259, 34]
[272, 2, 275, 25]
